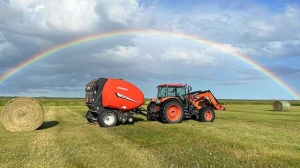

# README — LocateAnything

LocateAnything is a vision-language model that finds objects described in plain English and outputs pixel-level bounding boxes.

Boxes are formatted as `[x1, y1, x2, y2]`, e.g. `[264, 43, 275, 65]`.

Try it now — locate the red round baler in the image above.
[85, 77, 144, 127]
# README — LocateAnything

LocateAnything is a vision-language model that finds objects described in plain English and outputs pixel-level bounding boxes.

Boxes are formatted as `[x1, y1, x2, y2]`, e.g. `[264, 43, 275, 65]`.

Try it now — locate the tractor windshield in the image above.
[157, 86, 167, 98]
[157, 86, 186, 98]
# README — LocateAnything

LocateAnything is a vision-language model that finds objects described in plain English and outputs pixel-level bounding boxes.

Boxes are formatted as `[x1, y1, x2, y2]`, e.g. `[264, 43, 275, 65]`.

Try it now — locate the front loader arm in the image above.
[191, 90, 225, 110]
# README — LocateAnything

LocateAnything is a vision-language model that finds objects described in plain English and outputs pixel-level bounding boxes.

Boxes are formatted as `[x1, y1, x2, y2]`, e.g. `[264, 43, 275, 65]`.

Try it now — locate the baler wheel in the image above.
[97, 110, 118, 127]
[199, 107, 215, 122]
[161, 100, 184, 123]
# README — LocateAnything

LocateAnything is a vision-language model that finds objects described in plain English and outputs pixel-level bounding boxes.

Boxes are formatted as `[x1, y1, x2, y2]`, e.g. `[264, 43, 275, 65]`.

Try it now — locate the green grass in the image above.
[0, 102, 300, 167]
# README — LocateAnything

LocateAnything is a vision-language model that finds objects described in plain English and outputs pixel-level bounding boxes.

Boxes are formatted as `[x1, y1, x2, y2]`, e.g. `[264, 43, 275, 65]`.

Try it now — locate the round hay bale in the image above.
[273, 101, 290, 111]
[1, 97, 44, 132]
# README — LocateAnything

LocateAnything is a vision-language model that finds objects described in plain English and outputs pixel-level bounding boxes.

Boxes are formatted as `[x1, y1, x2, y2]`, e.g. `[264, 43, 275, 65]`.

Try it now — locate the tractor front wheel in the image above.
[161, 100, 184, 123]
[199, 107, 215, 122]
[97, 110, 118, 127]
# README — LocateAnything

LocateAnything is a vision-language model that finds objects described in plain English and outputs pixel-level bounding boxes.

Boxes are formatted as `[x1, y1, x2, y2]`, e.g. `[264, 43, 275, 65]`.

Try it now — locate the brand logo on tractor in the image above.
[117, 86, 128, 91]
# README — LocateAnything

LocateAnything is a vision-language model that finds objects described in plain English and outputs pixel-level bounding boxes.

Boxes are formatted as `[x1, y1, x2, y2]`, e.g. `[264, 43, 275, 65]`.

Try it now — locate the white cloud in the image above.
[262, 40, 300, 57]
[0, 41, 8, 52]
[9, 0, 99, 32]
[149, 4, 300, 59]
[0, 32, 6, 43]
[105, 45, 138, 58]
[248, 21, 276, 39]
[95, 0, 142, 25]
[0, 42, 16, 61]
[162, 47, 215, 65]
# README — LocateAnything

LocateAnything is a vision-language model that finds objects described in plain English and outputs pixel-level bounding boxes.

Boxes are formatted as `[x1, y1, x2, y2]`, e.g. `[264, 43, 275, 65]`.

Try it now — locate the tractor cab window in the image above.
[176, 87, 186, 96]
[157, 86, 167, 98]
[167, 87, 177, 97]
[157, 86, 186, 98]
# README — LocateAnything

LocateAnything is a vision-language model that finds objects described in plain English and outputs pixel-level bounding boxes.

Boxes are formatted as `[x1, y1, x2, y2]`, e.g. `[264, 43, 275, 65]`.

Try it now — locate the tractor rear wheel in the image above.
[199, 107, 215, 122]
[147, 102, 158, 121]
[97, 110, 118, 127]
[161, 100, 184, 123]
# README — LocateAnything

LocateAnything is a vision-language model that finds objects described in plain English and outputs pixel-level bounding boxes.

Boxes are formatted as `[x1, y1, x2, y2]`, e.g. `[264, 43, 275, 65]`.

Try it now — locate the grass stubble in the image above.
[0, 101, 299, 167]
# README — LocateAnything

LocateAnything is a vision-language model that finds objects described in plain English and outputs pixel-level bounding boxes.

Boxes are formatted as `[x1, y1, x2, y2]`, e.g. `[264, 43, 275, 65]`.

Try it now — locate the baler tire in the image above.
[97, 110, 118, 127]
[161, 100, 184, 123]
[199, 107, 215, 122]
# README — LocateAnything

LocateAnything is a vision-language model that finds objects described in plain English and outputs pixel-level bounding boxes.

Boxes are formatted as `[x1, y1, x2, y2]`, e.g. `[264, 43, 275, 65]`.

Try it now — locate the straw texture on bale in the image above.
[273, 101, 290, 111]
[1, 97, 44, 132]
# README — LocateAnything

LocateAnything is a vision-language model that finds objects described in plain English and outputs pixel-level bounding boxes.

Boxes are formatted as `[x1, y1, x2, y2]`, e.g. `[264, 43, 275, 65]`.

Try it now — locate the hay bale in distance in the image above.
[1, 97, 44, 132]
[273, 101, 291, 111]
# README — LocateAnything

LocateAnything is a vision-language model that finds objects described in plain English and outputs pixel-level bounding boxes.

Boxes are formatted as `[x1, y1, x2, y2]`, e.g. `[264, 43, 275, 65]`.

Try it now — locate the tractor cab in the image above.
[156, 84, 187, 99]
[156, 84, 192, 104]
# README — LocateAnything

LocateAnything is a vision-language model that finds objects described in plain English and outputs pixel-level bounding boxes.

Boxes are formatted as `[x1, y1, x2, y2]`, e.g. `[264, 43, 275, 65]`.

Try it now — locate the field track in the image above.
[1, 104, 300, 167]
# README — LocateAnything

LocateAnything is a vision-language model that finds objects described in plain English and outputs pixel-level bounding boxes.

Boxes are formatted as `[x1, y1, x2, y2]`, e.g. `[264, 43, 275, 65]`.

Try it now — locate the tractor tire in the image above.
[97, 110, 118, 127]
[161, 100, 184, 123]
[147, 102, 157, 121]
[199, 107, 215, 122]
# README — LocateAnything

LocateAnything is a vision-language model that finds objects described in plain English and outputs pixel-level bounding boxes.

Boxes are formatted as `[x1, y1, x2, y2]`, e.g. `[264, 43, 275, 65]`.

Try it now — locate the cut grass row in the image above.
[0, 104, 299, 167]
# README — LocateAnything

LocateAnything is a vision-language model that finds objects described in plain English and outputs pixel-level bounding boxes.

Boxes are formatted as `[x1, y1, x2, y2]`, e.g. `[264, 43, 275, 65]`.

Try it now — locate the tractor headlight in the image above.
[155, 99, 160, 104]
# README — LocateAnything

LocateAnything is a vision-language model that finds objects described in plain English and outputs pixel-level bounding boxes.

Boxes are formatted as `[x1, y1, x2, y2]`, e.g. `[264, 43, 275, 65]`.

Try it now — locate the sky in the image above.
[0, 0, 299, 100]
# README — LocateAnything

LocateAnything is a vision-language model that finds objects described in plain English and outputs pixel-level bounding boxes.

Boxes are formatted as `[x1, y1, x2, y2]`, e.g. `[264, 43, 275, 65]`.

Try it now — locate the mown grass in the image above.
[0, 102, 300, 167]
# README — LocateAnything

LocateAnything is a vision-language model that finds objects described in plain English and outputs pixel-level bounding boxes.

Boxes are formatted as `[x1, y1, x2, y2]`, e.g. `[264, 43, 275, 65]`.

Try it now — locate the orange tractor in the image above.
[146, 84, 225, 123]
[85, 78, 225, 127]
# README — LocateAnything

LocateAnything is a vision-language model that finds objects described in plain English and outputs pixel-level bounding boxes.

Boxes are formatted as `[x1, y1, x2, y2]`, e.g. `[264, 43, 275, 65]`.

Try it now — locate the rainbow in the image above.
[0, 29, 299, 99]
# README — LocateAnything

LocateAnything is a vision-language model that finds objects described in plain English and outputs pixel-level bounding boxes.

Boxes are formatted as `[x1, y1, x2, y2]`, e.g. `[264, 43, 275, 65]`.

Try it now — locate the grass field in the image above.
[0, 100, 300, 167]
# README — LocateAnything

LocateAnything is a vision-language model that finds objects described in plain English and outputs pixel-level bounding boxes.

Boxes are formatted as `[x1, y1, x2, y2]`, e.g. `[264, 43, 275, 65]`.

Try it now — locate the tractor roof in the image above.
[157, 83, 186, 87]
